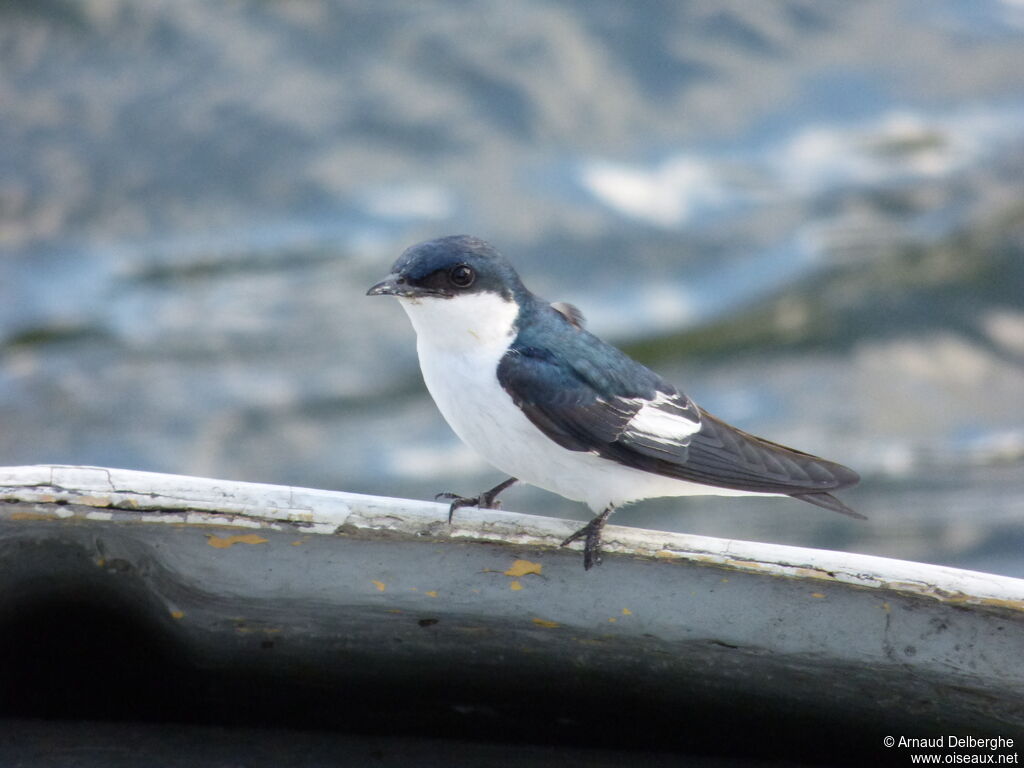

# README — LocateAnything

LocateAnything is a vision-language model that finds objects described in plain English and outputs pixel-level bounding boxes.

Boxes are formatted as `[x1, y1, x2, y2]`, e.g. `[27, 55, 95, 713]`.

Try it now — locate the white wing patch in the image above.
[622, 391, 701, 445]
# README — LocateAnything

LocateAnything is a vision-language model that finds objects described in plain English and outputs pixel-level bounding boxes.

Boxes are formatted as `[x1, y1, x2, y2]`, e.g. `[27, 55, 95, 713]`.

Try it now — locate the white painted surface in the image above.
[1, 464, 1022, 612]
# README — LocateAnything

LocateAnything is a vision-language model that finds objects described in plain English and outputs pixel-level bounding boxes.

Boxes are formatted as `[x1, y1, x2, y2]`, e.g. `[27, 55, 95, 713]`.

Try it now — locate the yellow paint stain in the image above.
[95, 558, 106, 567]
[425, 590, 439, 598]
[531, 618, 559, 628]
[509, 580, 523, 591]
[387, 609, 403, 614]
[811, 592, 826, 599]
[608, 617, 617, 623]
[622, 608, 632, 615]
[290, 540, 305, 546]
[504, 559, 543, 577]
[372, 580, 386, 592]
[170, 610, 185, 620]
[882, 602, 891, 613]
[206, 533, 269, 549]
[720, 577, 729, 583]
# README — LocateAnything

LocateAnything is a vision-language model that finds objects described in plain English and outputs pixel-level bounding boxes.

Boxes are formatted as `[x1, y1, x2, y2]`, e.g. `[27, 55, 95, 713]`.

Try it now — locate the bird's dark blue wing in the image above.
[497, 342, 701, 463]
[497, 336, 859, 501]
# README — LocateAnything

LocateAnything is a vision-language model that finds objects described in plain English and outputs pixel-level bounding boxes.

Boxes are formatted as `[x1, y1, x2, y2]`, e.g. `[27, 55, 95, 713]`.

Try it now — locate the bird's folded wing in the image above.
[497, 345, 701, 463]
[643, 409, 861, 494]
[498, 345, 859, 495]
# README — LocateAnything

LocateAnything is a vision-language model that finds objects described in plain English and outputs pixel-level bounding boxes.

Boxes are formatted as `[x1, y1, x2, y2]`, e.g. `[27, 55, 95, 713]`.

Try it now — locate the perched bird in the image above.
[368, 235, 862, 569]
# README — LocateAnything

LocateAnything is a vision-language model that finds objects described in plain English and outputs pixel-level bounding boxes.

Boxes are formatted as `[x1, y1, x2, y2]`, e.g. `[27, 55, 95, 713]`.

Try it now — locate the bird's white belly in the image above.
[415, 337, 772, 512]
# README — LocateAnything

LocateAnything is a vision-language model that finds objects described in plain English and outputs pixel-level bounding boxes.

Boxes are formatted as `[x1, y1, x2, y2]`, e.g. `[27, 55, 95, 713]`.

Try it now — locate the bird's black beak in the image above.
[366, 275, 402, 297]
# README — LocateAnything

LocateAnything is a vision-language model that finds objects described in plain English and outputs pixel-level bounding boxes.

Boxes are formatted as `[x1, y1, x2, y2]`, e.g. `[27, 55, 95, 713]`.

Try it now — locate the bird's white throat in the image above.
[398, 292, 519, 351]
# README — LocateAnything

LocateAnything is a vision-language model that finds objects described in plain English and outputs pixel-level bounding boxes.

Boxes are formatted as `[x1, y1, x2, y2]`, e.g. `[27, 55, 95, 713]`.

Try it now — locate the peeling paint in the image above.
[206, 533, 269, 549]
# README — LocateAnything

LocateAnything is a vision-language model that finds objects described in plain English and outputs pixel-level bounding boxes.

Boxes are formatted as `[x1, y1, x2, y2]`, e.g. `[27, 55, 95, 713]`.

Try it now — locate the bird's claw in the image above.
[435, 478, 516, 524]
[559, 506, 614, 570]
[434, 492, 501, 524]
[559, 520, 604, 570]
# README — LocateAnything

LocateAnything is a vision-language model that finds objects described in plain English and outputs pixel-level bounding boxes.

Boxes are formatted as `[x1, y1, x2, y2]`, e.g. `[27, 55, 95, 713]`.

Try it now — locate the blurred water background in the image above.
[1, 0, 1023, 576]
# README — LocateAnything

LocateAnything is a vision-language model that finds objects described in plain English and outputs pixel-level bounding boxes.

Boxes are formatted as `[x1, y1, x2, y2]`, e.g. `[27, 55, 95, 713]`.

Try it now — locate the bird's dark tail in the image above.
[790, 491, 866, 520]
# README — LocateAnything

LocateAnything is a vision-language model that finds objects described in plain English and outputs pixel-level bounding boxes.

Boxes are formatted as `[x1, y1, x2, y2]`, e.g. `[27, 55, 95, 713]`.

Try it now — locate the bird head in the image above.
[367, 235, 528, 347]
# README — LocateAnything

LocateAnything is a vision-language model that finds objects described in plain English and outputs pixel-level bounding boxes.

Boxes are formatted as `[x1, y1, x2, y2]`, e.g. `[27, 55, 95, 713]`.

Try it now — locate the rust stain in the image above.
[954, 595, 1024, 613]
[531, 618, 559, 628]
[372, 580, 386, 592]
[425, 590, 439, 598]
[811, 592, 827, 599]
[8, 511, 57, 521]
[78, 495, 112, 508]
[170, 610, 185, 620]
[206, 533, 269, 549]
[509, 580, 523, 591]
[504, 559, 543, 577]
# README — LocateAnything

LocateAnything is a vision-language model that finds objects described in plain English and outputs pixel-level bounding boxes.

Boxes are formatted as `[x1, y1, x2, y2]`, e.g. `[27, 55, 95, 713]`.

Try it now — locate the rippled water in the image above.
[2, 0, 1023, 575]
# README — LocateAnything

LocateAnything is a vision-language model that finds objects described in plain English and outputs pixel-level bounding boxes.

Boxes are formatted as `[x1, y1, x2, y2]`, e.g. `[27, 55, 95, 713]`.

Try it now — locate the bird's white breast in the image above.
[399, 293, 773, 511]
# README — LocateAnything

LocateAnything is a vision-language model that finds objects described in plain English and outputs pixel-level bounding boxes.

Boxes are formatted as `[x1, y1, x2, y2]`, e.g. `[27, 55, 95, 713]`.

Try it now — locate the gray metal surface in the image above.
[1, 465, 1022, 763]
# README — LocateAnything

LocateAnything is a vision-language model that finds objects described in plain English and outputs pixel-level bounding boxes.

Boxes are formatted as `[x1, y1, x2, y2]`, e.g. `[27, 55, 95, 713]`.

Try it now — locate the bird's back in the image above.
[507, 295, 861, 514]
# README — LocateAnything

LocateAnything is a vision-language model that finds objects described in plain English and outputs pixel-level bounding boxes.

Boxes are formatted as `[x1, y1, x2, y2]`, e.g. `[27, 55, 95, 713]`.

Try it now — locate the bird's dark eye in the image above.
[449, 264, 475, 288]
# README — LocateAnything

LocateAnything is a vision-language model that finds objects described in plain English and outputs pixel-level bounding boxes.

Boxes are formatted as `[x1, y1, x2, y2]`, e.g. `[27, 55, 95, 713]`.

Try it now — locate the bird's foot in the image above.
[435, 477, 517, 524]
[559, 506, 614, 570]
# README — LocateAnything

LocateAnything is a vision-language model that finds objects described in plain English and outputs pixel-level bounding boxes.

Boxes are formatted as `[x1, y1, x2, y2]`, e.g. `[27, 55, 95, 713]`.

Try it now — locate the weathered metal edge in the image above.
[2, 464, 1023, 613]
